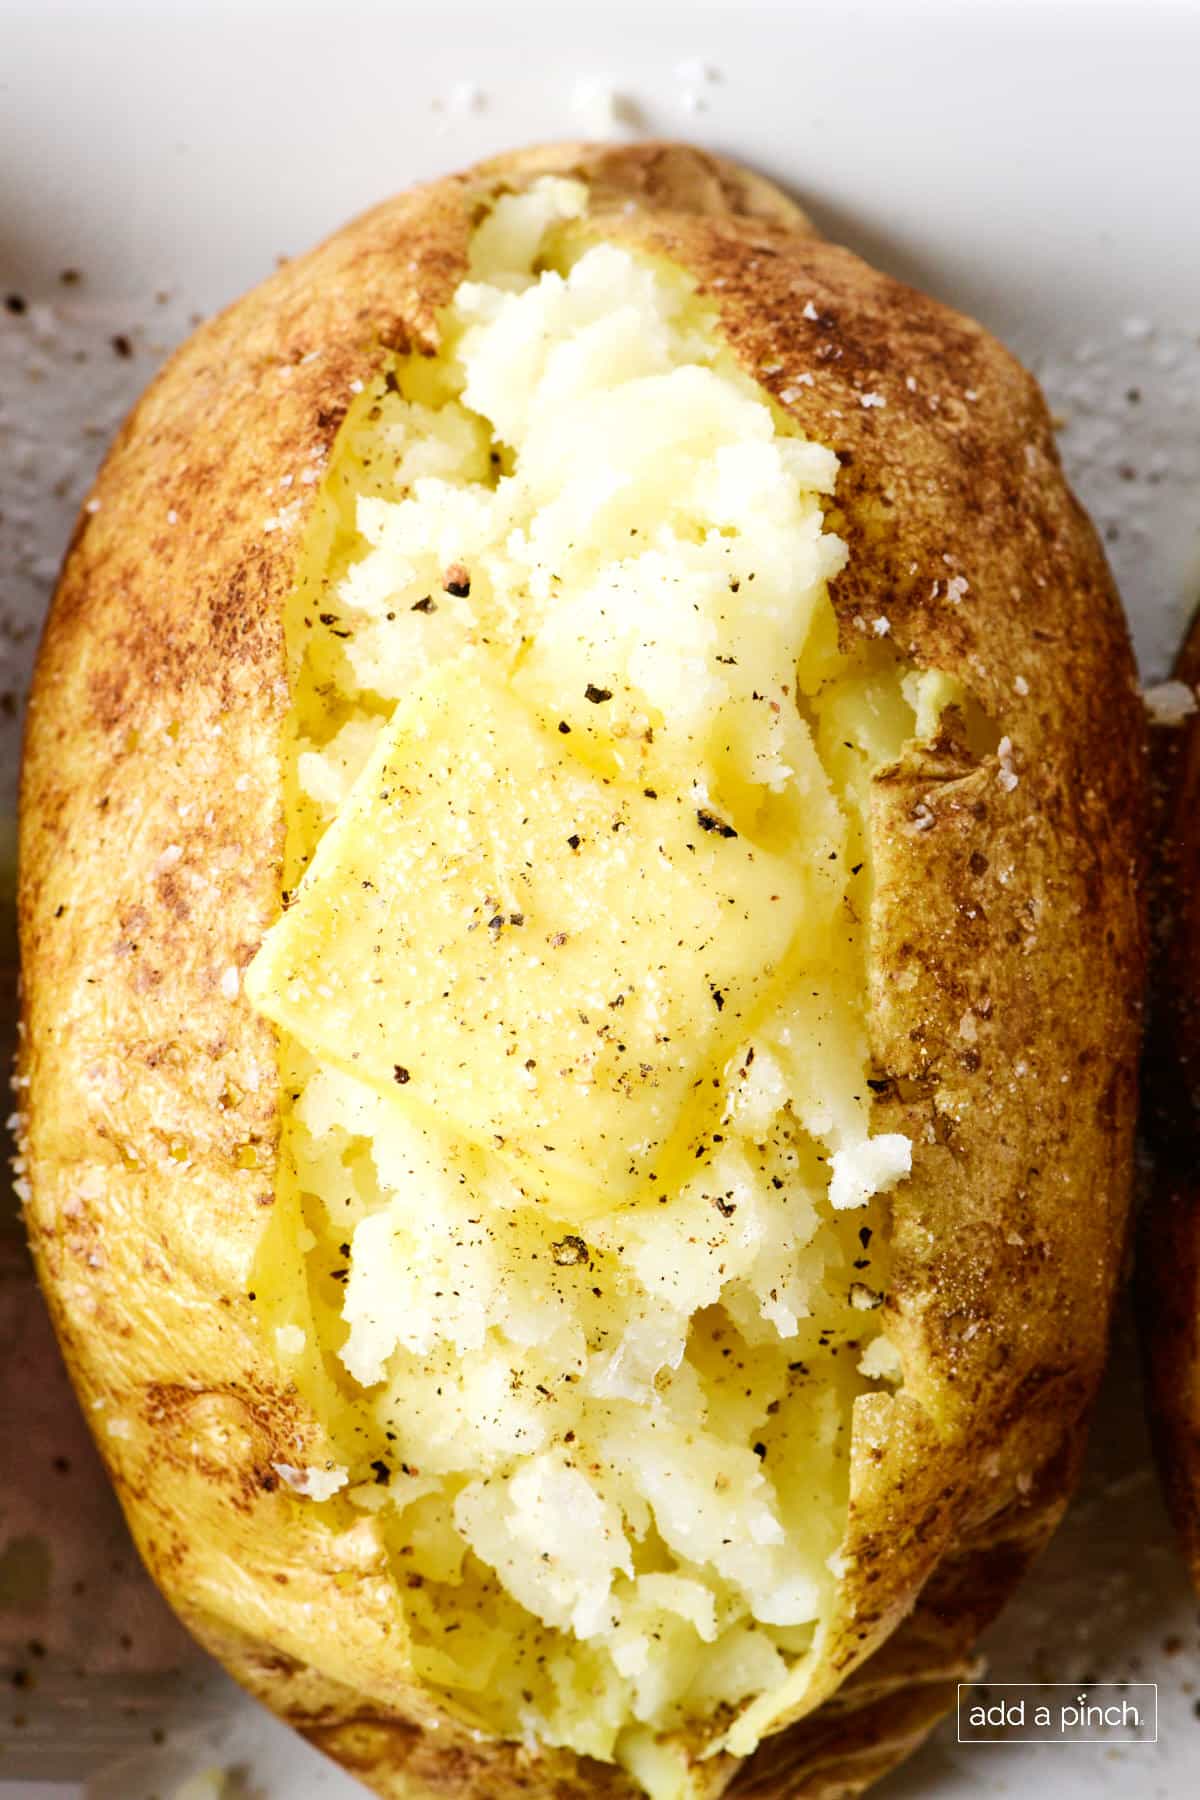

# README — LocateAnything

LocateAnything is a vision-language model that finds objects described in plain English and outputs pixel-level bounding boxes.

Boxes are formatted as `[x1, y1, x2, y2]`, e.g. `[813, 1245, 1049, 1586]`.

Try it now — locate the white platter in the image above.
[2, 3, 1198, 1797]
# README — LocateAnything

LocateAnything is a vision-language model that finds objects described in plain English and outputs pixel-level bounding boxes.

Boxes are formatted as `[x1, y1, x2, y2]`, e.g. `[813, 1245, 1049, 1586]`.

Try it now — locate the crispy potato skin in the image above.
[1140, 617, 1200, 1588]
[19, 142, 1145, 1796]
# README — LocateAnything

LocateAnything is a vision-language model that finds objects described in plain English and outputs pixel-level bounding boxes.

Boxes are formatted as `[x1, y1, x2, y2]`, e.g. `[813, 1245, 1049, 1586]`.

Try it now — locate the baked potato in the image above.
[18, 141, 1146, 1798]
[1140, 624, 1200, 1589]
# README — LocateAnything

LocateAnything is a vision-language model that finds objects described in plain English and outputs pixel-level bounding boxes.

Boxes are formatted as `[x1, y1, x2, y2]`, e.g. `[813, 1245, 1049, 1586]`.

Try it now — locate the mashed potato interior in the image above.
[246, 178, 940, 1784]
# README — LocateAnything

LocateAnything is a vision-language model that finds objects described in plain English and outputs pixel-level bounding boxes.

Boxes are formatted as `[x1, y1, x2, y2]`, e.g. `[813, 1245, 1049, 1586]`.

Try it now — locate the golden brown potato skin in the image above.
[1140, 616, 1200, 1590]
[19, 142, 1145, 1797]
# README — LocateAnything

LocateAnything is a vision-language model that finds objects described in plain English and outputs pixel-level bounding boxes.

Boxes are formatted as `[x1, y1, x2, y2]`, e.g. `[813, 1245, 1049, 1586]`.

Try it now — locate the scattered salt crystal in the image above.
[1014, 674, 1030, 697]
[220, 965, 240, 1000]
[84, 497, 101, 513]
[860, 391, 886, 409]
[570, 80, 639, 136]
[872, 616, 890, 637]
[905, 375, 918, 392]
[802, 300, 819, 322]
[912, 801, 935, 830]
[349, 379, 364, 395]
[946, 575, 969, 604]
[1142, 679, 1198, 726]
[447, 80, 485, 116]
[996, 736, 1019, 791]
[263, 499, 302, 535]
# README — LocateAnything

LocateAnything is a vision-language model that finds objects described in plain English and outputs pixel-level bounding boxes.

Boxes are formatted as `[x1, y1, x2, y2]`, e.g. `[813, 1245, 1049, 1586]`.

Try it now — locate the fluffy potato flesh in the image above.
[245, 178, 948, 1784]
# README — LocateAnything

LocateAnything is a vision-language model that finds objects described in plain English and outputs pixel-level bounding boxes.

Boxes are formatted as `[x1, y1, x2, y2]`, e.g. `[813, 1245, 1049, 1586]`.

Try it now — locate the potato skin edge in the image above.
[19, 140, 1146, 1797]
[1139, 614, 1200, 1594]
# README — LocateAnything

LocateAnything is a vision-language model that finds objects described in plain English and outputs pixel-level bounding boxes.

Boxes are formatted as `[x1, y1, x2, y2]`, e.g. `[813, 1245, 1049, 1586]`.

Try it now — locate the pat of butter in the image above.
[247, 657, 800, 1212]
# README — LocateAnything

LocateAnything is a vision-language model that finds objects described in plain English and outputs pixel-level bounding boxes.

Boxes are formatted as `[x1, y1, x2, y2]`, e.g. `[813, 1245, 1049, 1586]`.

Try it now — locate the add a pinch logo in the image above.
[957, 1683, 1158, 1744]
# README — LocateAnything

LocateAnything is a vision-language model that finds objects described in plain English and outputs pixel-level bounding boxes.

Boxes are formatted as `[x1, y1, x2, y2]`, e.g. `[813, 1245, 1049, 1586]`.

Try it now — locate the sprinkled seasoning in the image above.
[696, 808, 738, 839]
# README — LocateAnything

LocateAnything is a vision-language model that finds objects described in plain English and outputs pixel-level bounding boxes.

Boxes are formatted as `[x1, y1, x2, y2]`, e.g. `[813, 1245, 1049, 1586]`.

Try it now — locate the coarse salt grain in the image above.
[946, 575, 969, 604]
[220, 965, 240, 1000]
[1014, 674, 1030, 696]
[802, 300, 819, 322]
[859, 391, 885, 409]
[872, 616, 890, 636]
[263, 499, 302, 535]
[996, 736, 1019, 791]
[448, 81, 485, 116]
[569, 80, 639, 137]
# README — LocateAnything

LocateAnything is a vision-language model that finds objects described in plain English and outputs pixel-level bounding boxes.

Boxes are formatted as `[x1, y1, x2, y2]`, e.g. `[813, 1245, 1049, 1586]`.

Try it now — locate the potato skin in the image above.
[18, 142, 1145, 1797]
[1139, 616, 1200, 1590]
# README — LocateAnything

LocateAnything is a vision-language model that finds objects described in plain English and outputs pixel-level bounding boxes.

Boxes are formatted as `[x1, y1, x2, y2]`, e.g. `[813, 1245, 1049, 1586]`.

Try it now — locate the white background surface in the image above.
[2, 2, 1199, 1797]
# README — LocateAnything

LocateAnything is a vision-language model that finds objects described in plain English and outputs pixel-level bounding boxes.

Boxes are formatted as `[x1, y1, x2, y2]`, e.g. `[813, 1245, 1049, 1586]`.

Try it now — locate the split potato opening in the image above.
[245, 177, 968, 1786]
